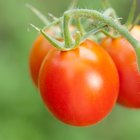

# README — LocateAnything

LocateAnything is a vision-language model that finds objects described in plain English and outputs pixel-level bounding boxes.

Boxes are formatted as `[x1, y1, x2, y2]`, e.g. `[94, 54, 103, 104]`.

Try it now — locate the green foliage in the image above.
[0, 0, 140, 140]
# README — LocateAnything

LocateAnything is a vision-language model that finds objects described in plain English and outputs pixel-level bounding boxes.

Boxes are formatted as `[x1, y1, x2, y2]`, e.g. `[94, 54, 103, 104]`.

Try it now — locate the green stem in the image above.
[65, 9, 140, 47]
[64, 9, 140, 68]
[74, 31, 81, 48]
[63, 13, 74, 48]
[101, 29, 118, 38]
[77, 18, 85, 36]
[30, 24, 67, 50]
[40, 29, 64, 50]
[48, 13, 58, 21]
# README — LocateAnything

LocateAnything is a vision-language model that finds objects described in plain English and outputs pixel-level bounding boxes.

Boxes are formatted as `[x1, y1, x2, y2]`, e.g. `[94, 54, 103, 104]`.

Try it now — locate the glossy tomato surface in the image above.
[38, 39, 119, 126]
[101, 37, 140, 108]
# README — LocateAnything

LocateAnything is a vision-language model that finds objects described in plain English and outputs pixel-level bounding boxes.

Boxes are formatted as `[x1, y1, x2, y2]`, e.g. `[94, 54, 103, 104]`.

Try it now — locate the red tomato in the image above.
[101, 37, 140, 108]
[38, 39, 119, 126]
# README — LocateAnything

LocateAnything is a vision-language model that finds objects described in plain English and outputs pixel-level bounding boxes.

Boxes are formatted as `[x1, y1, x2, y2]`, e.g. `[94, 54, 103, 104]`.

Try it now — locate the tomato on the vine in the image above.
[101, 36, 140, 108]
[38, 39, 119, 126]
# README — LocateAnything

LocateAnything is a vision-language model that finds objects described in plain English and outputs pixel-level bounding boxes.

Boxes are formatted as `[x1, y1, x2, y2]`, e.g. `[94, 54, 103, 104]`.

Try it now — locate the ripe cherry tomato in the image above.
[101, 37, 140, 108]
[38, 39, 119, 126]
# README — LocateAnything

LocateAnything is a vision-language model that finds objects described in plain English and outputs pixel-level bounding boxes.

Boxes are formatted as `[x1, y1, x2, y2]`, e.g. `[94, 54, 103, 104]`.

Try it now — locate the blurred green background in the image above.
[0, 0, 140, 140]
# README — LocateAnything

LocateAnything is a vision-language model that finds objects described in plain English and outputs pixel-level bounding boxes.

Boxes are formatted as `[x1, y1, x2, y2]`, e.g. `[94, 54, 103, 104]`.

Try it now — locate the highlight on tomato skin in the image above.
[38, 39, 119, 126]
[101, 37, 140, 108]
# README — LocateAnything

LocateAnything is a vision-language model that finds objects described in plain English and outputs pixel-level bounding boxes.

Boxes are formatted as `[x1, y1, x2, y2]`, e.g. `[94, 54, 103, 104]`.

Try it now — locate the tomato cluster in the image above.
[29, 6, 140, 126]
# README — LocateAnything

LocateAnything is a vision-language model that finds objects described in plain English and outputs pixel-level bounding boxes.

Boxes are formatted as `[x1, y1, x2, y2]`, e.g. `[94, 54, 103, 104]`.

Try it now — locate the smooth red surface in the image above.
[39, 40, 119, 126]
[101, 37, 140, 108]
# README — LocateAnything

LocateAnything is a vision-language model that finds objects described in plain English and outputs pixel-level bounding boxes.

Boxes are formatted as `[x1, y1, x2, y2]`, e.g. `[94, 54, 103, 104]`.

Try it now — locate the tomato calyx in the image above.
[31, 9, 140, 48]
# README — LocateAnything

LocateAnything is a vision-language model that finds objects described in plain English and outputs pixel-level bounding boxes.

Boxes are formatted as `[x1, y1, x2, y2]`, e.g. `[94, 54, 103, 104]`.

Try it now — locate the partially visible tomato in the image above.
[29, 30, 54, 87]
[101, 37, 140, 108]
[130, 25, 140, 41]
[38, 39, 119, 126]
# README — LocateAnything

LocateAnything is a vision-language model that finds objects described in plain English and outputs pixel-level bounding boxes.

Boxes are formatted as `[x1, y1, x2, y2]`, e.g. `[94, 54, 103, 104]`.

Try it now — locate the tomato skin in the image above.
[29, 33, 54, 86]
[101, 37, 140, 108]
[38, 40, 119, 126]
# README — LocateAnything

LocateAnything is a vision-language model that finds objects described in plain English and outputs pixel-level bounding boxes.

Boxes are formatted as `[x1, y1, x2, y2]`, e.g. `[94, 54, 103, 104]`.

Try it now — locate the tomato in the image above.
[130, 25, 140, 42]
[101, 37, 140, 108]
[38, 39, 119, 126]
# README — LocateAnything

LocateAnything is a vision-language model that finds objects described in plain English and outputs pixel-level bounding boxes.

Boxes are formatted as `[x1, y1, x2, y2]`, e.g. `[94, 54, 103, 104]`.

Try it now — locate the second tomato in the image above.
[101, 36, 140, 108]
